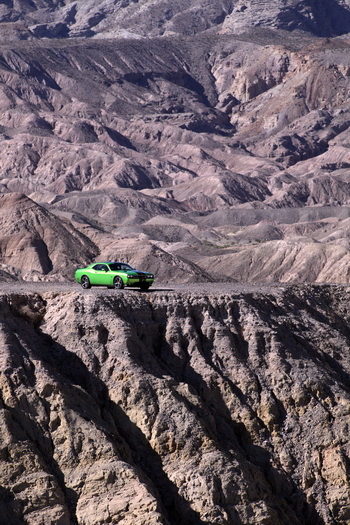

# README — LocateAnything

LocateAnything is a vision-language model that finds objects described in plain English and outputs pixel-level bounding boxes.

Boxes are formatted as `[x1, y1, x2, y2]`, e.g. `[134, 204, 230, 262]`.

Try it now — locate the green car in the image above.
[75, 262, 154, 291]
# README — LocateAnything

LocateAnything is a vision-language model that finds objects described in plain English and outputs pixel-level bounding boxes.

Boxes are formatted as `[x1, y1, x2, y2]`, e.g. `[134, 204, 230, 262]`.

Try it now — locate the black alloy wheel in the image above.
[114, 276, 124, 289]
[81, 275, 91, 289]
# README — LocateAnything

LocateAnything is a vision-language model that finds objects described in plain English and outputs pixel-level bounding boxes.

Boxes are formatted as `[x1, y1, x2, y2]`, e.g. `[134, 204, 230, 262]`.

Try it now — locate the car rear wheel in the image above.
[81, 275, 91, 289]
[113, 276, 124, 289]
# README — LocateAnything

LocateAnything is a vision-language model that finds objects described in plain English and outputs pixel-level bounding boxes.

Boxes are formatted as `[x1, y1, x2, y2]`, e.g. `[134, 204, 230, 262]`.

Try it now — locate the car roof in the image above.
[89, 261, 128, 265]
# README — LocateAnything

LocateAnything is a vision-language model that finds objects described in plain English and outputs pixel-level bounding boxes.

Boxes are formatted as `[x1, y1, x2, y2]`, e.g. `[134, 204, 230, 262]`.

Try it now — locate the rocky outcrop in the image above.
[0, 286, 349, 524]
[222, 0, 350, 37]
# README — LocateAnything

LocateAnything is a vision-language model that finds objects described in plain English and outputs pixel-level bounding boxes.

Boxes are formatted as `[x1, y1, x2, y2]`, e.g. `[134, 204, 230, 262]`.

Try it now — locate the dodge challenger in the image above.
[75, 262, 154, 290]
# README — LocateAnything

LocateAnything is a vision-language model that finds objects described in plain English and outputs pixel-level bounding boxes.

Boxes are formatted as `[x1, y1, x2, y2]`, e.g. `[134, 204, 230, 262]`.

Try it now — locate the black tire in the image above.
[81, 275, 91, 289]
[140, 283, 150, 291]
[113, 276, 124, 290]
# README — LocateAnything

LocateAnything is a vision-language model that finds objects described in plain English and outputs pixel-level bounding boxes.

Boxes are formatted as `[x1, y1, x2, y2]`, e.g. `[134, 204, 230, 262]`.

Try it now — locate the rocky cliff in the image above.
[0, 285, 349, 524]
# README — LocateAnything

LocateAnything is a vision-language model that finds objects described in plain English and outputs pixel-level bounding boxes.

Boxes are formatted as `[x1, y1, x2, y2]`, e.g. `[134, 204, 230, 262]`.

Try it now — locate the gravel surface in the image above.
[0, 281, 347, 296]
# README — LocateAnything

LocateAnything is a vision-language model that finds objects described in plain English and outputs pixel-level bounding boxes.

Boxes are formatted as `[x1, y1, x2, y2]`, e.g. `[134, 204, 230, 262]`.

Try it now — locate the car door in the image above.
[90, 264, 109, 285]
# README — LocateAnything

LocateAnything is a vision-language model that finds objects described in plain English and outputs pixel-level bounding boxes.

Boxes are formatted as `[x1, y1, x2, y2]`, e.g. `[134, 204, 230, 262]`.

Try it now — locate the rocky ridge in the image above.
[0, 285, 349, 524]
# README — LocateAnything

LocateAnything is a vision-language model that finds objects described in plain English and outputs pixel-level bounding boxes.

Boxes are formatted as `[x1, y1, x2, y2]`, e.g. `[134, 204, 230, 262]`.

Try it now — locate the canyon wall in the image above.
[0, 286, 349, 524]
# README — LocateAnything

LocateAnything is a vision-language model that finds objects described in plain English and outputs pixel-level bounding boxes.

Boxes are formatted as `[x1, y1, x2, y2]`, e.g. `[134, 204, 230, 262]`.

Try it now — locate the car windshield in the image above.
[108, 263, 134, 271]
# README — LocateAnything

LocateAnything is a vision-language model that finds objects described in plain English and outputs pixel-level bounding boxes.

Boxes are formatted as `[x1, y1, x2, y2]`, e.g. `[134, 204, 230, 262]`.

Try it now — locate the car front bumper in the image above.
[126, 277, 154, 286]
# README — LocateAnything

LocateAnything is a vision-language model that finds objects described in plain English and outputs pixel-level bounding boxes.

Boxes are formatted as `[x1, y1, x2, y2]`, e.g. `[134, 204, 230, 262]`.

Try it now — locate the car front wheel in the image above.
[140, 283, 150, 291]
[81, 275, 91, 289]
[113, 276, 124, 289]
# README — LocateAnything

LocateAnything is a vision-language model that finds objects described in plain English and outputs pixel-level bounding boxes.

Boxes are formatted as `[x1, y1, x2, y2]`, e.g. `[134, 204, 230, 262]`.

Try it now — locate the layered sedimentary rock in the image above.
[0, 286, 349, 524]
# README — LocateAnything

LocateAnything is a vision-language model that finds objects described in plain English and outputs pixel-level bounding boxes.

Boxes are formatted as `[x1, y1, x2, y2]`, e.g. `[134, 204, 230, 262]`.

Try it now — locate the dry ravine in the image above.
[0, 285, 348, 524]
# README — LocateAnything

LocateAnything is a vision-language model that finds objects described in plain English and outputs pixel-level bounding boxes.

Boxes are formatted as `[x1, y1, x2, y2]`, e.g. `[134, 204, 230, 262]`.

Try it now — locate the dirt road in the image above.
[0, 281, 346, 296]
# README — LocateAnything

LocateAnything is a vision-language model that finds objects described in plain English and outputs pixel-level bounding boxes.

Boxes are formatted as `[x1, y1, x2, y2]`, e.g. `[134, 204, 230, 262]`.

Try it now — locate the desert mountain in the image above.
[0, 4, 349, 525]
[2, 0, 350, 39]
[0, 2, 349, 281]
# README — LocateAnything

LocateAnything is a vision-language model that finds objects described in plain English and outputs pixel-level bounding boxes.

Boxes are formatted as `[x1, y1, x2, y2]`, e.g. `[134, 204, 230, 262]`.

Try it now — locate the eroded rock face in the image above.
[222, 0, 350, 37]
[0, 287, 349, 524]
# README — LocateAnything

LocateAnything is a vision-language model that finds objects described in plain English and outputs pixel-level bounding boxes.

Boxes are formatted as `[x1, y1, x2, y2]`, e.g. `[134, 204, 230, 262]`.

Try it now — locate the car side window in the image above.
[93, 264, 108, 271]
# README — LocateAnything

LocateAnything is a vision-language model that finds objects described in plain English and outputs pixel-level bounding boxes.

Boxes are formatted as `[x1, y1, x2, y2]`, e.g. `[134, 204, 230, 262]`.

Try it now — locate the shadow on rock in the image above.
[25, 328, 209, 525]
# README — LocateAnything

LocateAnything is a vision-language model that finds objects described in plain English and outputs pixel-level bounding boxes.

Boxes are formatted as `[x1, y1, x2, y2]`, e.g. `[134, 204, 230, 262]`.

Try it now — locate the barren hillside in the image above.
[0, 2, 350, 283]
[0, 29, 349, 281]
[2, 0, 350, 39]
